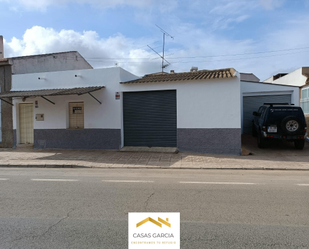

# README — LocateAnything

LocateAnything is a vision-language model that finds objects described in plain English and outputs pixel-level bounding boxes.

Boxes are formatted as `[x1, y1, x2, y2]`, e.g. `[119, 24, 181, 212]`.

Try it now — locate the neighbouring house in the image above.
[8, 51, 93, 75]
[240, 73, 260, 82]
[300, 82, 309, 127]
[263, 66, 309, 118]
[0, 67, 242, 155]
[0, 35, 93, 147]
[264, 68, 309, 87]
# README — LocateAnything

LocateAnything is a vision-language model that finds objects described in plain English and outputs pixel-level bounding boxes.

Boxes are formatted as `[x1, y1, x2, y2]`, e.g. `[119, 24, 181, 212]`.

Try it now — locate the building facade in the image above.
[263, 67, 309, 116]
[0, 67, 242, 155]
[0, 50, 93, 147]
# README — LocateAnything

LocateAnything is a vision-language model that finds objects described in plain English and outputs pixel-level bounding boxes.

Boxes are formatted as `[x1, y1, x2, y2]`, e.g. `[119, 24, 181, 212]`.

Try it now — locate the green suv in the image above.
[252, 103, 307, 149]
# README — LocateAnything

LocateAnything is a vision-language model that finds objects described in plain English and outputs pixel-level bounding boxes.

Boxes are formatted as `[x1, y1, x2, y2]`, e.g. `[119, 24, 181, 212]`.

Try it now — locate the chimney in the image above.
[190, 66, 198, 72]
[0, 36, 3, 59]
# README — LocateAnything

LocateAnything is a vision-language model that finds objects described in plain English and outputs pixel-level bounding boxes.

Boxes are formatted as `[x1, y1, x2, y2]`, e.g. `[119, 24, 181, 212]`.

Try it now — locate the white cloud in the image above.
[4, 13, 309, 80]
[0, 0, 176, 11]
[259, 0, 285, 10]
[4, 26, 160, 75]
[211, 15, 250, 30]
[209, 0, 257, 15]
[200, 0, 258, 30]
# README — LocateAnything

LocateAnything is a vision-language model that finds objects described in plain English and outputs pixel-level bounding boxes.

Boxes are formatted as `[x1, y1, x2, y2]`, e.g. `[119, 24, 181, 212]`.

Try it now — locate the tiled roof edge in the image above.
[121, 68, 237, 84]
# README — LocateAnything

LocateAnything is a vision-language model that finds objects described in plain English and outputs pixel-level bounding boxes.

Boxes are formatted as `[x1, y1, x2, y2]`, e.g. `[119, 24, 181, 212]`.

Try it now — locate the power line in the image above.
[86, 49, 309, 65]
[166, 46, 309, 59]
[171, 50, 309, 64]
[84, 45, 309, 61]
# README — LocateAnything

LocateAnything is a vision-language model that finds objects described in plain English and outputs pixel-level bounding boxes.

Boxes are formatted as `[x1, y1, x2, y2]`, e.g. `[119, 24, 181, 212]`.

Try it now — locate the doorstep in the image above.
[16, 144, 34, 149]
[120, 146, 178, 153]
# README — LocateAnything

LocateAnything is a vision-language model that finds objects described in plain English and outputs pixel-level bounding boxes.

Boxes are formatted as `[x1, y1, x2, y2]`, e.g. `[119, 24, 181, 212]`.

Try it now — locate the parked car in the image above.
[252, 103, 307, 149]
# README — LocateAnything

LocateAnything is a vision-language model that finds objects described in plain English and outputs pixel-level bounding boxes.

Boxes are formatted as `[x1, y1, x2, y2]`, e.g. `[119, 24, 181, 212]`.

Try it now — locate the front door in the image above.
[19, 103, 34, 144]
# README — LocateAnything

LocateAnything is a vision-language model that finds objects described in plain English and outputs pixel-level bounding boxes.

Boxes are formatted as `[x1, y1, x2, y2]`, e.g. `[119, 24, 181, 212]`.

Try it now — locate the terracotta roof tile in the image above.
[121, 68, 237, 84]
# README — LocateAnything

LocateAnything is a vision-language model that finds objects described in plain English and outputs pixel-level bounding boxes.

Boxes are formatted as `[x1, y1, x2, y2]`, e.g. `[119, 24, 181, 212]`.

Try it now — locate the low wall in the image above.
[34, 129, 121, 150]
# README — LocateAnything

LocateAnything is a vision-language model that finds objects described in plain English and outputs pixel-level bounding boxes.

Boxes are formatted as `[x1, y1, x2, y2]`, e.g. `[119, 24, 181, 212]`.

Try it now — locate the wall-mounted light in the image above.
[75, 75, 82, 78]
[38, 77, 46, 80]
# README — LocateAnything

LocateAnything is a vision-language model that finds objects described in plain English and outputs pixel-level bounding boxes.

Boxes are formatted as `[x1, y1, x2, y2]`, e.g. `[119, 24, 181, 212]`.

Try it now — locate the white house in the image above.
[264, 67, 309, 87]
[0, 47, 92, 147]
[301, 85, 309, 115]
[263, 67, 309, 115]
[0, 67, 242, 155]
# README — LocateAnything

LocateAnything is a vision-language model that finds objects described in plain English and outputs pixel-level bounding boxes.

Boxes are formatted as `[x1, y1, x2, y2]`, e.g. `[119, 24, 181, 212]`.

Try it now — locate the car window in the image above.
[258, 106, 263, 113]
[261, 107, 267, 119]
[267, 108, 305, 123]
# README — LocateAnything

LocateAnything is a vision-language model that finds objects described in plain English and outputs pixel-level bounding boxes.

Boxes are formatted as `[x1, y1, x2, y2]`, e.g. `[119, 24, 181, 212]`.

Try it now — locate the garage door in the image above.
[243, 94, 291, 134]
[123, 90, 177, 147]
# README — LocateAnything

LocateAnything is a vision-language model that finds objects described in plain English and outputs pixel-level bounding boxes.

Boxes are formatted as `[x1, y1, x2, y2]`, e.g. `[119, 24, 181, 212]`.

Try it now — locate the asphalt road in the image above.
[0, 168, 309, 249]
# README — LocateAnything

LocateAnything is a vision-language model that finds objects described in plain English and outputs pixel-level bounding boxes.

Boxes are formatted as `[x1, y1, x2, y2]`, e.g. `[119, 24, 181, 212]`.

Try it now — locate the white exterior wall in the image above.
[264, 76, 273, 83]
[12, 67, 139, 144]
[13, 69, 241, 130]
[264, 68, 306, 87]
[12, 67, 241, 151]
[241, 81, 299, 102]
[120, 77, 241, 129]
[301, 85, 309, 114]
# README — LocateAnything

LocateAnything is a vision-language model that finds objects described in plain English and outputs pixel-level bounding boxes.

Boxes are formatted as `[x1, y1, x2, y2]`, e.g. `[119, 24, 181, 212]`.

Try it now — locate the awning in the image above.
[0, 86, 105, 105]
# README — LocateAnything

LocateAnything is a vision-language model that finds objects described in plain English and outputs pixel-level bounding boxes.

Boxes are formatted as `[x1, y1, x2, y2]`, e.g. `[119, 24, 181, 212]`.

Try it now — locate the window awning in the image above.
[0, 86, 105, 105]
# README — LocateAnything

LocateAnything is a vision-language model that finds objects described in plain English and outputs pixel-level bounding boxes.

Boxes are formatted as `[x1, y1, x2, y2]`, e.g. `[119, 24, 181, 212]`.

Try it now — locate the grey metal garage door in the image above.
[243, 94, 291, 134]
[123, 90, 177, 147]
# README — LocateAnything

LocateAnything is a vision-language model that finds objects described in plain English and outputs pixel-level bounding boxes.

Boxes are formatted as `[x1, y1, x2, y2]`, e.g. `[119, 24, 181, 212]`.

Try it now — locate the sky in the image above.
[0, 0, 309, 80]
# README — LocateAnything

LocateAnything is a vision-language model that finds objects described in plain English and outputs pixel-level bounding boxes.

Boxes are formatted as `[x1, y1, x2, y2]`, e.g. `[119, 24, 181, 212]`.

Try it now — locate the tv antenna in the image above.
[148, 25, 174, 72]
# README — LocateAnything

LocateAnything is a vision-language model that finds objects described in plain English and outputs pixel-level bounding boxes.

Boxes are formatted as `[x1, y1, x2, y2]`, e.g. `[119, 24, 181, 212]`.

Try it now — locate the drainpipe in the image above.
[0, 36, 3, 59]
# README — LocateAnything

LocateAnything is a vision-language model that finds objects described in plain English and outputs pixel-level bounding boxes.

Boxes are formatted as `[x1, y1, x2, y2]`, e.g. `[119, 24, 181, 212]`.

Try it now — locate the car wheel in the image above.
[252, 123, 257, 137]
[281, 116, 303, 134]
[257, 131, 266, 148]
[294, 140, 305, 150]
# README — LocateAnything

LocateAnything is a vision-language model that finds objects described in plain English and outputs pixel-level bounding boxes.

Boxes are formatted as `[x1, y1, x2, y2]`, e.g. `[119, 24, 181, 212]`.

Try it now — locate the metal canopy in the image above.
[0, 86, 105, 105]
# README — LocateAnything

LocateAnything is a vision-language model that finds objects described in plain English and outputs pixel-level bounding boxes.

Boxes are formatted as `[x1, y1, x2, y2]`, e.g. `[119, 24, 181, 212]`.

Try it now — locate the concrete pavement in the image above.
[0, 136, 309, 170]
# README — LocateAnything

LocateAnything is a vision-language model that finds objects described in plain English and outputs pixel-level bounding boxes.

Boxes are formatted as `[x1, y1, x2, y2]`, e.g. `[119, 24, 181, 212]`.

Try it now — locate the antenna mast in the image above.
[156, 25, 174, 72]
[148, 25, 174, 72]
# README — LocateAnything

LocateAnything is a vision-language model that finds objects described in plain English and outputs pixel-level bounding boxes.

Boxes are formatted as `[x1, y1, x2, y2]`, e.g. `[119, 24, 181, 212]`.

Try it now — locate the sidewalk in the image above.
[0, 144, 309, 170]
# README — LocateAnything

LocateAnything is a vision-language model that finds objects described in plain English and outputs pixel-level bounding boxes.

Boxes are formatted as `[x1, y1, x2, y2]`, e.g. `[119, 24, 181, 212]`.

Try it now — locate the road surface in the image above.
[0, 168, 309, 248]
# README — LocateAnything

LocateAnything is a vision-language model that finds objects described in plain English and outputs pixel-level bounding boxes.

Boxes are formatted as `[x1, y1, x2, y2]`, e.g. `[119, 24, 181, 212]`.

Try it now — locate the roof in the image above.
[0, 86, 104, 98]
[121, 68, 237, 84]
[0, 58, 9, 66]
[240, 73, 260, 82]
[7, 51, 81, 60]
[8, 51, 93, 75]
